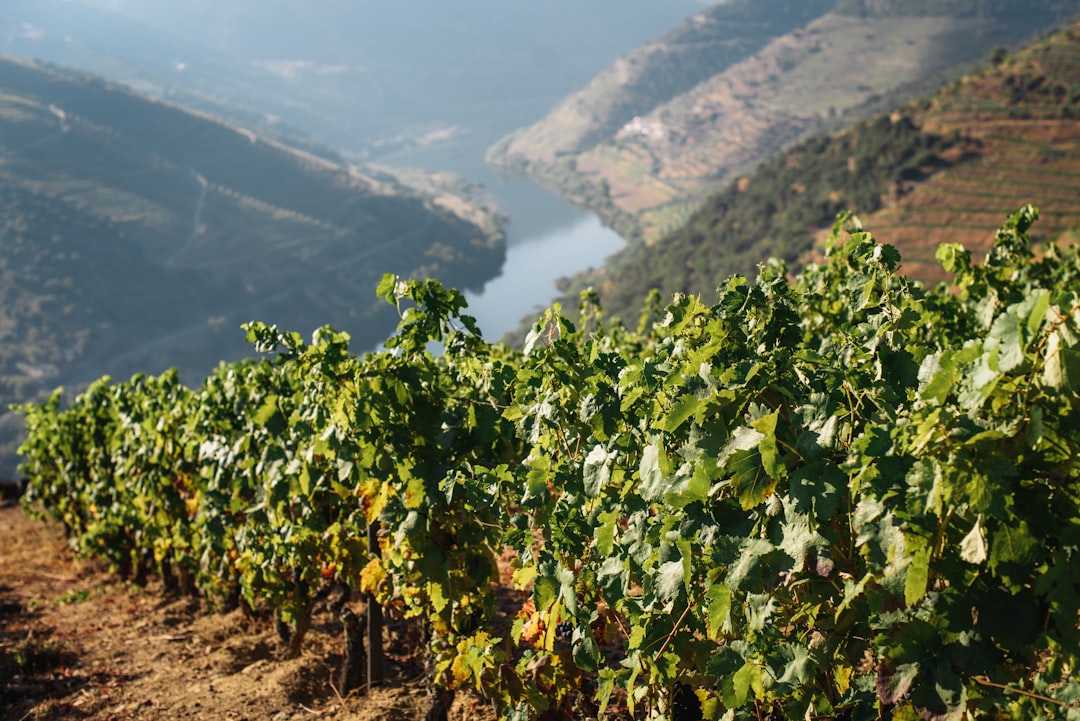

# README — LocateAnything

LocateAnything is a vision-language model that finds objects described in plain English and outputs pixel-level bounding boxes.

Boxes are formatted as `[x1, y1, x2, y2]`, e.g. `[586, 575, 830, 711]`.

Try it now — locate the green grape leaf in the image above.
[728, 448, 776, 511]
[656, 560, 686, 603]
[429, 580, 449, 613]
[512, 565, 537, 591]
[720, 425, 766, 461]
[666, 462, 710, 509]
[253, 394, 280, 426]
[583, 445, 611, 497]
[376, 273, 397, 304]
[522, 326, 541, 356]
[1021, 290, 1051, 337]
[777, 644, 813, 686]
[936, 242, 970, 274]
[595, 511, 617, 556]
[718, 424, 780, 509]
[987, 310, 1023, 373]
[706, 584, 731, 639]
[598, 556, 626, 600]
[780, 511, 824, 569]
[920, 352, 957, 405]
[639, 441, 669, 501]
[661, 395, 701, 434]
[523, 461, 550, 507]
[534, 573, 558, 610]
[905, 541, 931, 607]
[573, 634, 601, 672]
[746, 593, 778, 631]
[731, 661, 764, 707]
[557, 563, 578, 616]
[750, 411, 783, 481]
[989, 520, 1038, 570]
[727, 538, 775, 590]
[789, 460, 843, 520]
[1043, 329, 1080, 394]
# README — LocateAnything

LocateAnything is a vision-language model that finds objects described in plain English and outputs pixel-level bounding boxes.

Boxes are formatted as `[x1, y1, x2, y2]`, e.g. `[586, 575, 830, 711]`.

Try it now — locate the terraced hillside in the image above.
[488, 0, 1080, 244]
[0, 56, 504, 471]
[539, 20, 1080, 329]
[854, 35, 1080, 280]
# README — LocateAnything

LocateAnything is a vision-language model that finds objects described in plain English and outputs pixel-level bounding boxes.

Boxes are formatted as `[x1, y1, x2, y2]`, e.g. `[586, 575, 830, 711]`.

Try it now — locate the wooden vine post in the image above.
[366, 521, 385, 690]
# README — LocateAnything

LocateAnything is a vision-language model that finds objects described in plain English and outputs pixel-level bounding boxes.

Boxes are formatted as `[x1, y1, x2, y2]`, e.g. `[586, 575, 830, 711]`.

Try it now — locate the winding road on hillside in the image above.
[334, 213, 435, 269]
[165, 169, 209, 267]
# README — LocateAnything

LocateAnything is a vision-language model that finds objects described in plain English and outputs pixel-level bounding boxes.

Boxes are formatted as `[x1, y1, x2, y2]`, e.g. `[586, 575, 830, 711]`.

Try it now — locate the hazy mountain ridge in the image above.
[487, 0, 836, 165]
[4, 0, 706, 161]
[0, 55, 506, 471]
[537, 19, 1080, 332]
[835, 0, 1077, 17]
[0, 0, 354, 157]
[488, 0, 1080, 245]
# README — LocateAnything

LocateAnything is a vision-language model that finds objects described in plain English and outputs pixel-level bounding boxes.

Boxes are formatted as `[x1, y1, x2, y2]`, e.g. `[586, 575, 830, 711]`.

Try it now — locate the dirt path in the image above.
[0, 504, 495, 721]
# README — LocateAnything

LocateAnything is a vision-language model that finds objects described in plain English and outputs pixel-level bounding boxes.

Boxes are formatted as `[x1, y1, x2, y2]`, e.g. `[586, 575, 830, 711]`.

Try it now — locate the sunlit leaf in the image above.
[959, 516, 987, 564]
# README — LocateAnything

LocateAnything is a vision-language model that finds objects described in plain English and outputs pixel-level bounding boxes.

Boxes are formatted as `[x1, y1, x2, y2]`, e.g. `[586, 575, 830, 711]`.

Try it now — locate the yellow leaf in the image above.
[359, 478, 388, 524]
[428, 581, 449, 613]
[359, 558, 386, 595]
[451, 652, 471, 684]
[405, 476, 426, 509]
[835, 665, 853, 695]
[512, 565, 538, 591]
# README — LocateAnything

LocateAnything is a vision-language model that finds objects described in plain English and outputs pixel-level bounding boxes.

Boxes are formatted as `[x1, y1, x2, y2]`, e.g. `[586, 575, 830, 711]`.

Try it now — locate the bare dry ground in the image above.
[0, 504, 497, 721]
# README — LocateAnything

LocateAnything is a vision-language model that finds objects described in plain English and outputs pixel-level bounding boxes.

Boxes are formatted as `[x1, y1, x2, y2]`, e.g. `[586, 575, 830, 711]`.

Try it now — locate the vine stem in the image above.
[651, 587, 710, 664]
[609, 608, 630, 641]
[971, 675, 1078, 709]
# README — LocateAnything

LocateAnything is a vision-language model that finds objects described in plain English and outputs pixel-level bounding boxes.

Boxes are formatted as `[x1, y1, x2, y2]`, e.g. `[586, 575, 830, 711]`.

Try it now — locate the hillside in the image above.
[0, 0, 355, 162]
[488, 0, 1080, 244]
[0, 56, 504, 473]
[539, 19, 1080, 329]
[2, 0, 706, 162]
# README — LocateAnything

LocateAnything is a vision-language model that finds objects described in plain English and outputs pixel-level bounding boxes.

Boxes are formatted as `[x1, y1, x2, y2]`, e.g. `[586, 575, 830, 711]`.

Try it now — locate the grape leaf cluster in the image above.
[15, 206, 1080, 720]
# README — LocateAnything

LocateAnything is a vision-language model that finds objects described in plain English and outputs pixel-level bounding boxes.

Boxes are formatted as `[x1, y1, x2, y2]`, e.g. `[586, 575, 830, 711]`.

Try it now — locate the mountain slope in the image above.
[541, 19, 1080, 328]
[3, 0, 706, 162]
[488, 0, 1080, 244]
[0, 56, 503, 414]
[0, 0, 353, 159]
[487, 0, 835, 166]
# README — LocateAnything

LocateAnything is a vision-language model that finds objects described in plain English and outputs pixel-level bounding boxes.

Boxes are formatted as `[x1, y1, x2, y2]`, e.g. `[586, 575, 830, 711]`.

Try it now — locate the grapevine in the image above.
[15, 206, 1080, 720]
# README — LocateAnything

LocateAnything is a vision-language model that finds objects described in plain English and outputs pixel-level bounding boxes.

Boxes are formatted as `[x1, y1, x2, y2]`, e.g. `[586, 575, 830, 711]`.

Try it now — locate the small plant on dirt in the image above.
[53, 588, 98, 605]
[7, 638, 76, 675]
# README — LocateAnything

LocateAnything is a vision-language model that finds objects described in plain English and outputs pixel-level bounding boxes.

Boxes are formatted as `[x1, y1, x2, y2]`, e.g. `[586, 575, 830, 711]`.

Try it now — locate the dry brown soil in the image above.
[0, 504, 498, 721]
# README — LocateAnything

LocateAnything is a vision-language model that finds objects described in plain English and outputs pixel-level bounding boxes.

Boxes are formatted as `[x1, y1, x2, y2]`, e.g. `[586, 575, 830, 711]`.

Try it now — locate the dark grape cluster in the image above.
[554, 621, 574, 641]
[672, 684, 702, 721]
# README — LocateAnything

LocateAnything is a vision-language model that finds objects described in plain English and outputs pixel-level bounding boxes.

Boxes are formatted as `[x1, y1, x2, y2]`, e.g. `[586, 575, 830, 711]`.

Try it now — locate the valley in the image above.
[2, 0, 1080, 471]
[2, 3, 1080, 720]
[489, 0, 1080, 245]
[542, 18, 1080, 328]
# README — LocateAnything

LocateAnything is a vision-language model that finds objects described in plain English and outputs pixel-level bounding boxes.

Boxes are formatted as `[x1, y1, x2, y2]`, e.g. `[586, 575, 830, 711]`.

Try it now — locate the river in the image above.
[464, 205, 621, 343]
[372, 138, 625, 344]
